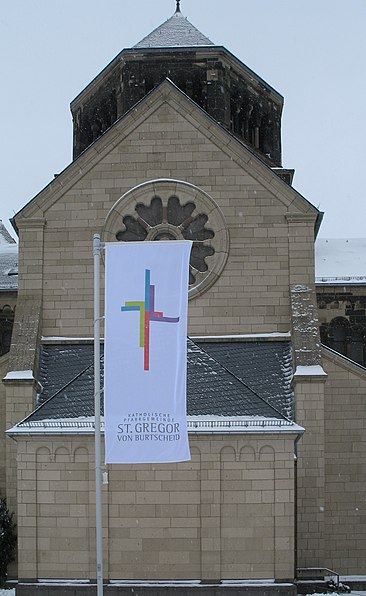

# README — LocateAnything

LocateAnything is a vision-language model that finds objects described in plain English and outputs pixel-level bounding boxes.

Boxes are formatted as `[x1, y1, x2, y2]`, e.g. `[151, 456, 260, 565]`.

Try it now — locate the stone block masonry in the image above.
[15, 434, 297, 586]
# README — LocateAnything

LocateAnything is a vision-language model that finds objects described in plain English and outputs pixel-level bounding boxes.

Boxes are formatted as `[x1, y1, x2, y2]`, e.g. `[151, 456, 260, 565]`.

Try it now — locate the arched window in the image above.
[103, 179, 229, 300]
[0, 305, 15, 356]
[325, 316, 366, 367]
[350, 325, 366, 365]
[328, 317, 351, 357]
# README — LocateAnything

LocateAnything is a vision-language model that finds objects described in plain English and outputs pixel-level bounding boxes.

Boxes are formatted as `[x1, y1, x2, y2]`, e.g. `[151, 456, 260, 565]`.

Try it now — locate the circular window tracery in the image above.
[103, 179, 229, 299]
[116, 195, 215, 286]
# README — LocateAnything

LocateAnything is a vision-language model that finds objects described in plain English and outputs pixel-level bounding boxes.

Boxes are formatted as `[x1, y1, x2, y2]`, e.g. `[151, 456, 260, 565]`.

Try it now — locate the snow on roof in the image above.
[191, 332, 291, 341]
[293, 365, 327, 377]
[3, 370, 34, 381]
[133, 9, 214, 48]
[0, 220, 16, 245]
[315, 238, 366, 284]
[7, 415, 303, 436]
[0, 221, 18, 290]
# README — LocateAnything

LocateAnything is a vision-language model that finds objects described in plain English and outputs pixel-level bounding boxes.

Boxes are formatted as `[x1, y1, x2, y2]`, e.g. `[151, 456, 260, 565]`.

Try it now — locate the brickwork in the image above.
[16, 219, 45, 294]
[4, 379, 38, 518]
[294, 377, 326, 569]
[16, 434, 297, 583]
[0, 354, 9, 496]
[322, 347, 366, 573]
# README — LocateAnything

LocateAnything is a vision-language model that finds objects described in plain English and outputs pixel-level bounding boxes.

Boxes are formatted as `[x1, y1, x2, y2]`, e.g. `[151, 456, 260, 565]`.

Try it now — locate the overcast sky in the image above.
[1, 0, 365, 239]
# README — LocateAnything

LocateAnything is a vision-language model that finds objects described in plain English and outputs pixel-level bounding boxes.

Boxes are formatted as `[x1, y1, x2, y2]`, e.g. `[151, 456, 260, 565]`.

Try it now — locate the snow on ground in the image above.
[1, 589, 366, 596]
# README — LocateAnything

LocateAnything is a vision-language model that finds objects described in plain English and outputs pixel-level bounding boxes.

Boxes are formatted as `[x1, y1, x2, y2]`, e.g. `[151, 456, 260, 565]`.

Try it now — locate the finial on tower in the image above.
[175, 0, 181, 13]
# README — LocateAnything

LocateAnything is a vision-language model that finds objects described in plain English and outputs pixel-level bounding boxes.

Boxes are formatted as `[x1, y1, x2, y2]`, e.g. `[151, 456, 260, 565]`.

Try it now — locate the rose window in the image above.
[103, 179, 229, 299]
[115, 196, 215, 286]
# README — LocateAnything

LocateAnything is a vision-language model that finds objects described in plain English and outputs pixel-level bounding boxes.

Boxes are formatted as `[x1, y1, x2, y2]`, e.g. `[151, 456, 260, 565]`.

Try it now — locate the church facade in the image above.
[3, 5, 366, 595]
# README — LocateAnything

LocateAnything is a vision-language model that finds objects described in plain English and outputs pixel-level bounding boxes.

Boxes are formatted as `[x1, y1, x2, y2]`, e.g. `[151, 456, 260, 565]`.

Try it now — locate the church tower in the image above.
[12, 3, 366, 593]
[71, 2, 283, 168]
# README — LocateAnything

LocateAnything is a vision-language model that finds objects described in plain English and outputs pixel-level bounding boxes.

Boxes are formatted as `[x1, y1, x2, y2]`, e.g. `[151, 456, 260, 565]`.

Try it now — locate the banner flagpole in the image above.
[93, 233, 104, 596]
[104, 240, 192, 465]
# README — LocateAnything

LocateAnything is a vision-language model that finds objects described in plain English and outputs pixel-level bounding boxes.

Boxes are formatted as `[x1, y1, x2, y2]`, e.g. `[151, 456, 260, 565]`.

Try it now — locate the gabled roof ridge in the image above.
[322, 344, 366, 376]
[133, 9, 214, 49]
[0, 220, 16, 245]
[17, 357, 101, 427]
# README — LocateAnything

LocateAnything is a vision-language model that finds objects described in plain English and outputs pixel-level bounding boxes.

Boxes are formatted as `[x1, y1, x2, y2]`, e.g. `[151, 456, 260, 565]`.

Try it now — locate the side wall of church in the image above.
[322, 348, 366, 574]
[0, 354, 10, 497]
[292, 378, 326, 569]
[16, 98, 316, 339]
[4, 379, 38, 520]
[15, 433, 297, 583]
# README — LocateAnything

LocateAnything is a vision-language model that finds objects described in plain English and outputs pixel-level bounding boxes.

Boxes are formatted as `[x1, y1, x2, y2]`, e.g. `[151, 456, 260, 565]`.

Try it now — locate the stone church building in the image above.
[2, 4, 366, 595]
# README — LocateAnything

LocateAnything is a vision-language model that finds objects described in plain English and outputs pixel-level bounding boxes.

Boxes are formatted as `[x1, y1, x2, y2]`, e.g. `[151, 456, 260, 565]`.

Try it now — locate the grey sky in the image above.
[1, 0, 365, 239]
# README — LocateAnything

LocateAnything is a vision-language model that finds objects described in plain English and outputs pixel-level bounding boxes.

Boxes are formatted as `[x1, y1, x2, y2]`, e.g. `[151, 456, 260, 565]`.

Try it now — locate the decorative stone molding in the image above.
[16, 218, 46, 229]
[285, 212, 317, 224]
[290, 284, 321, 366]
[103, 179, 229, 299]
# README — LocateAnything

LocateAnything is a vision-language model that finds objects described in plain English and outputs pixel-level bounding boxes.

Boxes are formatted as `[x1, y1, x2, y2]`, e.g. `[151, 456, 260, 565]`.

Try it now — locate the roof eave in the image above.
[70, 45, 284, 113]
[7, 416, 304, 437]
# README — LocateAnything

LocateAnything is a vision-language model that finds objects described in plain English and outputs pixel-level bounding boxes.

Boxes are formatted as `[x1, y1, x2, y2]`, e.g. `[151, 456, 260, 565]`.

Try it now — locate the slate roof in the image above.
[19, 338, 294, 427]
[198, 341, 294, 419]
[0, 221, 18, 291]
[134, 9, 214, 49]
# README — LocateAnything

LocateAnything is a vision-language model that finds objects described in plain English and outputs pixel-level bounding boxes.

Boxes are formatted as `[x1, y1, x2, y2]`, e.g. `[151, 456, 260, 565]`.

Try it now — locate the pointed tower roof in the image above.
[0, 220, 16, 245]
[134, 4, 214, 48]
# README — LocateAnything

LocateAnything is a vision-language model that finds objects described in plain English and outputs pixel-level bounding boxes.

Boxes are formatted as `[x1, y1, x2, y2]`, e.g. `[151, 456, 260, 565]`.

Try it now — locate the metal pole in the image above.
[93, 234, 104, 596]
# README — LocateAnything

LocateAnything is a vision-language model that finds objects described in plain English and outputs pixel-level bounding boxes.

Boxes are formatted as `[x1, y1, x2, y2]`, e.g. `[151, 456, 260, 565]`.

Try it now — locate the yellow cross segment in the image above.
[124, 301, 145, 346]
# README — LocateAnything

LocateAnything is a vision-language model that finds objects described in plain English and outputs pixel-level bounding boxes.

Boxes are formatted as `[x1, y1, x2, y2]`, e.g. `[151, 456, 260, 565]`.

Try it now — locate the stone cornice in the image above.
[71, 46, 284, 112]
[16, 218, 46, 230]
[285, 213, 317, 224]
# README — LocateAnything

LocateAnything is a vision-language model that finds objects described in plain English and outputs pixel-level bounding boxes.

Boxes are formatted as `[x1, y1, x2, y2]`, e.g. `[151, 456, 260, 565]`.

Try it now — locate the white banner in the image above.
[104, 240, 192, 464]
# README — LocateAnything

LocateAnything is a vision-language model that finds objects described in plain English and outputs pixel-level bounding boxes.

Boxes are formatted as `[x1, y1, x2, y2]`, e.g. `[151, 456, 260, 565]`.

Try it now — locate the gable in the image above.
[15, 80, 319, 225]
[14, 80, 320, 337]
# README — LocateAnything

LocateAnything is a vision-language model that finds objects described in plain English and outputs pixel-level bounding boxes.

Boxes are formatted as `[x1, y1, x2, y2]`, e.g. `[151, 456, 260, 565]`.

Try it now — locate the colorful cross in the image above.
[121, 269, 180, 371]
